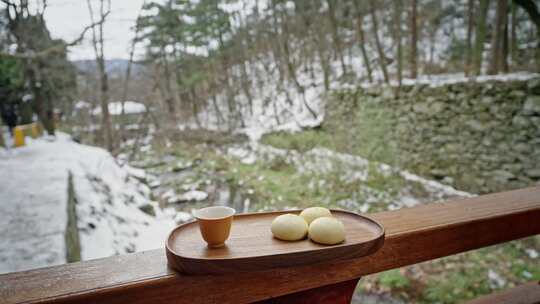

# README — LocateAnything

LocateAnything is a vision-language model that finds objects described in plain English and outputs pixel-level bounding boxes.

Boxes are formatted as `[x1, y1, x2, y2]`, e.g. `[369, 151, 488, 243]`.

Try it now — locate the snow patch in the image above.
[168, 190, 208, 203]
[92, 101, 146, 116]
[0, 132, 177, 272]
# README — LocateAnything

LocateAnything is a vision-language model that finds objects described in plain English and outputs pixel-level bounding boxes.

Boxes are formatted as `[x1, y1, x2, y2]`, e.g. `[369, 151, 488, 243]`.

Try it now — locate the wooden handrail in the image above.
[2, 186, 540, 304]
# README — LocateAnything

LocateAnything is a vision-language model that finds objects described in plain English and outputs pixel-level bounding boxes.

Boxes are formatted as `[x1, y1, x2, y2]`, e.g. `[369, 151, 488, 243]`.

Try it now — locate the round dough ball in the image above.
[308, 217, 345, 245]
[271, 214, 308, 241]
[300, 207, 332, 225]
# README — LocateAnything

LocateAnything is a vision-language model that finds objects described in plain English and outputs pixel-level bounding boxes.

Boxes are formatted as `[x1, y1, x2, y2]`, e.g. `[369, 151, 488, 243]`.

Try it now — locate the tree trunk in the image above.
[28, 62, 54, 135]
[394, 0, 403, 87]
[410, 0, 418, 79]
[369, 0, 389, 84]
[326, 0, 346, 75]
[353, 2, 373, 82]
[161, 48, 177, 122]
[99, 64, 113, 151]
[473, 0, 490, 76]
[238, 33, 254, 116]
[189, 88, 202, 129]
[277, 7, 303, 93]
[502, 7, 510, 73]
[153, 63, 176, 120]
[488, 0, 508, 75]
[465, 0, 475, 76]
[511, 2, 518, 66]
[513, 0, 540, 71]
[119, 5, 144, 142]
[87, 0, 113, 151]
[314, 27, 331, 90]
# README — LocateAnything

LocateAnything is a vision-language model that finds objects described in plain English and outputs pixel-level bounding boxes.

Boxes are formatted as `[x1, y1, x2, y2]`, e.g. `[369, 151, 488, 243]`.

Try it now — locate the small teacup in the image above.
[193, 206, 235, 248]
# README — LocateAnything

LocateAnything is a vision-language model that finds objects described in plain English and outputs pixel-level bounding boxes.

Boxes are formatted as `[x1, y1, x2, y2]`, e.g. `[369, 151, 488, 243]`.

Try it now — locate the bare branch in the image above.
[0, 13, 109, 59]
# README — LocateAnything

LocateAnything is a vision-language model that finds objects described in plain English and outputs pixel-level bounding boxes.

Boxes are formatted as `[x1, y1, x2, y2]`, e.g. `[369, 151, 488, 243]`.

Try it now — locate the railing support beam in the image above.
[254, 278, 360, 304]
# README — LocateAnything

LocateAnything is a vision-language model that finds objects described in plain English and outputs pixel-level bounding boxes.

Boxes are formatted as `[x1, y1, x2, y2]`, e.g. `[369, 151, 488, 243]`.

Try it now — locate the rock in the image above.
[413, 103, 430, 114]
[492, 170, 515, 182]
[527, 78, 540, 95]
[430, 169, 447, 179]
[430, 102, 446, 115]
[477, 112, 492, 123]
[481, 138, 492, 147]
[432, 135, 450, 143]
[466, 120, 488, 132]
[526, 169, 540, 178]
[480, 96, 495, 105]
[523, 96, 540, 115]
[512, 115, 530, 128]
[508, 90, 526, 99]
[513, 143, 530, 154]
[442, 176, 454, 185]
[443, 143, 461, 153]
[172, 161, 193, 172]
[138, 204, 156, 217]
[502, 163, 523, 174]
[381, 86, 394, 99]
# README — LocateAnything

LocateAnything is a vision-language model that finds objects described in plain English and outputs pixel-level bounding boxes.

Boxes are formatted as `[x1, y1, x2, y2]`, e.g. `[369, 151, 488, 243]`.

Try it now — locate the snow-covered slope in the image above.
[0, 133, 175, 273]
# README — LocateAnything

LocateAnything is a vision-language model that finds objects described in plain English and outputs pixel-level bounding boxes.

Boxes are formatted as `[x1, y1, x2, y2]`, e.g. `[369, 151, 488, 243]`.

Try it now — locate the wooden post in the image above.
[0, 122, 4, 147]
[31, 123, 41, 138]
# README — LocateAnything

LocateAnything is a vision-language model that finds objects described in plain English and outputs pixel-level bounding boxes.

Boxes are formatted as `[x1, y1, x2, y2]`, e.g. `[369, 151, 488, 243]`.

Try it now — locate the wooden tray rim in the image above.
[166, 209, 385, 262]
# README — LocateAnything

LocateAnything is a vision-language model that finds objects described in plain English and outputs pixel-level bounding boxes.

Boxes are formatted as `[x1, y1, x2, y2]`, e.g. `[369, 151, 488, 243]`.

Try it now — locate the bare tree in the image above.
[473, 0, 490, 75]
[410, 0, 418, 79]
[369, 0, 389, 84]
[513, 0, 540, 70]
[502, 4, 510, 73]
[510, 1, 518, 66]
[465, 0, 475, 76]
[119, 2, 145, 141]
[326, 0, 346, 75]
[87, 0, 113, 151]
[394, 0, 403, 87]
[353, 1, 373, 82]
[488, 0, 508, 74]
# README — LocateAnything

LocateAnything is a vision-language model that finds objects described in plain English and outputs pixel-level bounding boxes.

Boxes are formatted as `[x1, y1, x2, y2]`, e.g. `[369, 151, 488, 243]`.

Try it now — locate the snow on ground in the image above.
[173, 5, 538, 143]
[358, 72, 540, 89]
[92, 101, 146, 116]
[181, 37, 539, 142]
[226, 143, 472, 210]
[0, 133, 176, 273]
[0, 138, 68, 274]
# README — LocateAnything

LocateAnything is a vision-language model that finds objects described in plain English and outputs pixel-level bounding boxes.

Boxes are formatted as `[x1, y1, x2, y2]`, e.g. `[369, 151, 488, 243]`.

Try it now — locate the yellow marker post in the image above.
[31, 123, 40, 138]
[14, 127, 25, 147]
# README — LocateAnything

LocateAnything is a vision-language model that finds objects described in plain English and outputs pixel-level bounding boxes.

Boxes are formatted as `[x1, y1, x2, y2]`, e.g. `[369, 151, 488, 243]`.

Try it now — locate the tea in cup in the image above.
[193, 206, 235, 248]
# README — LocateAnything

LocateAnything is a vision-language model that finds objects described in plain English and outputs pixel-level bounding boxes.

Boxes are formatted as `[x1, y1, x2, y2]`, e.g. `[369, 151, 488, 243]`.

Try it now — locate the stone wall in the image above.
[356, 77, 540, 194]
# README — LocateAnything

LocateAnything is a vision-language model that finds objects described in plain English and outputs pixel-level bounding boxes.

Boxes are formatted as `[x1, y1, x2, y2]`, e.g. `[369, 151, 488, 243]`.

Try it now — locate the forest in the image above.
[1, 0, 540, 303]
[1, 0, 539, 149]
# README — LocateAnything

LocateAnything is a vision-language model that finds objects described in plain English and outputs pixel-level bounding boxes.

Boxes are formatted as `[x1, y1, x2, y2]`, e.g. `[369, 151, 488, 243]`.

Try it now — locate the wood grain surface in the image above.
[253, 278, 361, 304]
[166, 210, 384, 274]
[1, 186, 540, 304]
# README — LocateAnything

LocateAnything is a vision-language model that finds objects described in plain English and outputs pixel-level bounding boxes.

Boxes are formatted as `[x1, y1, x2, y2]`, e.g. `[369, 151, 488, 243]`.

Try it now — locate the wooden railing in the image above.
[1, 186, 540, 304]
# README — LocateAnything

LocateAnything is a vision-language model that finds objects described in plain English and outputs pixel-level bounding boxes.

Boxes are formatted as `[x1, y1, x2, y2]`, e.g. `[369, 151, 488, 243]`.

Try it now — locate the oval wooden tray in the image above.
[166, 209, 385, 275]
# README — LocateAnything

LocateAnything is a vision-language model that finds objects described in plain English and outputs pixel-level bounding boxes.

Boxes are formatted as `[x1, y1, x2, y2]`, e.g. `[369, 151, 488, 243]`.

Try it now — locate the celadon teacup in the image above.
[193, 206, 235, 248]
